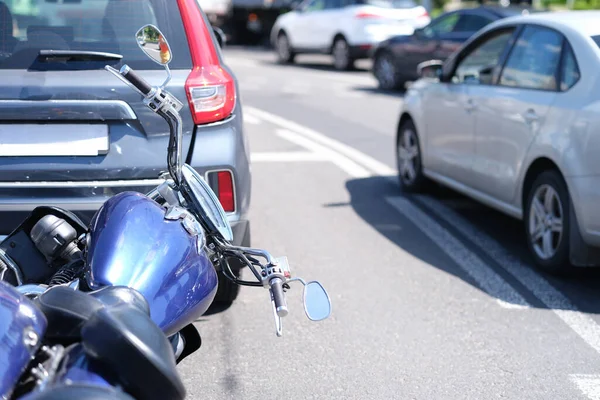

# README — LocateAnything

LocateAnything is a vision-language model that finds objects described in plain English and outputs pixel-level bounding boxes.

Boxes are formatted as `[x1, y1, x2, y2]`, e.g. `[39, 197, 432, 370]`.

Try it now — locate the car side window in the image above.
[452, 29, 514, 85]
[422, 13, 460, 38]
[499, 25, 563, 91]
[453, 14, 494, 33]
[325, 0, 342, 9]
[305, 0, 326, 11]
[560, 42, 580, 91]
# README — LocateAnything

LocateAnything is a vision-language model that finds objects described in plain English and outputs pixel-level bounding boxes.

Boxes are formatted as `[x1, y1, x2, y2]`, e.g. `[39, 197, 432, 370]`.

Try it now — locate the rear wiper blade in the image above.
[38, 50, 123, 62]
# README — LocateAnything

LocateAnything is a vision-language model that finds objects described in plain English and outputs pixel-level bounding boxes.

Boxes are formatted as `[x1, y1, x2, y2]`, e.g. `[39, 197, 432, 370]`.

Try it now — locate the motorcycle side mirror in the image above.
[303, 281, 331, 321]
[136, 24, 172, 65]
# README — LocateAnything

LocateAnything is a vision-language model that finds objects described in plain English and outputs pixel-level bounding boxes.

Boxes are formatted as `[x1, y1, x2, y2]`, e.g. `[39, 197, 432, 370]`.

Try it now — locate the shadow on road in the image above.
[351, 86, 405, 98]
[342, 175, 600, 314]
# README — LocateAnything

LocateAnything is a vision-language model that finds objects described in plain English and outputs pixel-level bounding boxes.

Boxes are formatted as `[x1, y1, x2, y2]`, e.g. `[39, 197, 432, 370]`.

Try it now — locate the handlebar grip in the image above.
[119, 65, 152, 96]
[270, 278, 288, 317]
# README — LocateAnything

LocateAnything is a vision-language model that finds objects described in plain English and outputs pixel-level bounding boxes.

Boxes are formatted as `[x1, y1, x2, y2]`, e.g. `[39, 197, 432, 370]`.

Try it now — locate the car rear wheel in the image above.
[374, 51, 402, 90]
[276, 32, 295, 64]
[524, 170, 571, 274]
[332, 37, 354, 71]
[396, 119, 427, 192]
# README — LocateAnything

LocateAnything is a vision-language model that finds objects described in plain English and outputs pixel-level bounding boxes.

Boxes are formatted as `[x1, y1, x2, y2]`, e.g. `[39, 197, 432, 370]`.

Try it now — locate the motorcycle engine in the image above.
[0, 207, 87, 286]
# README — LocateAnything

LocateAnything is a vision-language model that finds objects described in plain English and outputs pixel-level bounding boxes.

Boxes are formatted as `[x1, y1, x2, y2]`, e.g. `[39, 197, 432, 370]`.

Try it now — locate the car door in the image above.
[289, 0, 327, 48]
[422, 26, 516, 186]
[401, 12, 460, 70]
[443, 11, 495, 56]
[312, 0, 343, 49]
[470, 24, 563, 204]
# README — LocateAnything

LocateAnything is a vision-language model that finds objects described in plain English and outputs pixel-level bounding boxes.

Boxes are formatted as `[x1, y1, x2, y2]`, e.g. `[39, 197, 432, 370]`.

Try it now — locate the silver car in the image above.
[396, 10, 600, 273]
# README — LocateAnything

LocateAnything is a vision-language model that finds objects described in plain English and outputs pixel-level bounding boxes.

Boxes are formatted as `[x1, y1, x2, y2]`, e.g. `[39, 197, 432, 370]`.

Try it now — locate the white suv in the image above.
[271, 0, 430, 70]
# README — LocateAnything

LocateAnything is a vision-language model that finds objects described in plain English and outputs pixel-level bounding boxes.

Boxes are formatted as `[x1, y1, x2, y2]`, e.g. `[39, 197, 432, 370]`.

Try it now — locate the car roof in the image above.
[475, 5, 540, 18]
[495, 10, 600, 36]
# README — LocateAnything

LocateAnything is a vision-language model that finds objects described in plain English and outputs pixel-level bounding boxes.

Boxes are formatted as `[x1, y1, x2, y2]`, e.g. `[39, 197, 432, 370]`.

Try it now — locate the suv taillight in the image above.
[185, 66, 236, 125]
[178, 0, 236, 125]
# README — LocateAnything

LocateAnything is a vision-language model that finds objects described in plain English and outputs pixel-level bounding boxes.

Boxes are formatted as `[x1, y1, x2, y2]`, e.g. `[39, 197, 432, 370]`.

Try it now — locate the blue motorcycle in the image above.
[0, 24, 331, 400]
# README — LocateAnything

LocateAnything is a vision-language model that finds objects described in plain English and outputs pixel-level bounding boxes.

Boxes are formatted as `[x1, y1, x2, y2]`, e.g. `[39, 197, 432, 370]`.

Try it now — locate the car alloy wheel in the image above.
[277, 34, 292, 63]
[375, 52, 397, 89]
[528, 183, 564, 261]
[397, 126, 420, 186]
[333, 38, 350, 70]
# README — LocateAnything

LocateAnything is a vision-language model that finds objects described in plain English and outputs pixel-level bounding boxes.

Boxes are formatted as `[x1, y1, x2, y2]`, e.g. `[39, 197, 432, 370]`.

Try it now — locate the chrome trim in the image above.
[0, 178, 166, 189]
[0, 100, 137, 120]
[204, 167, 238, 215]
[0, 199, 107, 212]
[16, 284, 48, 297]
[0, 248, 23, 285]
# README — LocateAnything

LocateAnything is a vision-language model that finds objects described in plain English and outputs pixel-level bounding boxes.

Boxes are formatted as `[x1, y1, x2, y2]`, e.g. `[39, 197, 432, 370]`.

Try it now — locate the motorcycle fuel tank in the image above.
[85, 192, 218, 337]
[0, 280, 47, 398]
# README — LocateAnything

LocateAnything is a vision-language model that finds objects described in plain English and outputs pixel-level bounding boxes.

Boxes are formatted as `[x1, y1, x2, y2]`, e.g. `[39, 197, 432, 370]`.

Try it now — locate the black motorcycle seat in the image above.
[35, 285, 150, 343]
[21, 384, 135, 400]
[81, 303, 186, 400]
[35, 286, 104, 342]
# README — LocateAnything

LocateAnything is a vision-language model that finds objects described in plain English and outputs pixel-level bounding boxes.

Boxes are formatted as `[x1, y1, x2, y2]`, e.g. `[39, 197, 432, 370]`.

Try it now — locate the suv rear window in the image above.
[356, 0, 418, 8]
[0, 0, 192, 70]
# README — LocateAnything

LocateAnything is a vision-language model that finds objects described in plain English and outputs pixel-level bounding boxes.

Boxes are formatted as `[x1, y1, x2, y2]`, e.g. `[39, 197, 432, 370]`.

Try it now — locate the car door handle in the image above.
[465, 98, 476, 112]
[523, 109, 539, 123]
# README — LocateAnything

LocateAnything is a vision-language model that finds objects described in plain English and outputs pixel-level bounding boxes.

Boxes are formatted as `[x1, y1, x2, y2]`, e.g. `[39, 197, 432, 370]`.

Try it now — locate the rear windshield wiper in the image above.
[38, 50, 123, 62]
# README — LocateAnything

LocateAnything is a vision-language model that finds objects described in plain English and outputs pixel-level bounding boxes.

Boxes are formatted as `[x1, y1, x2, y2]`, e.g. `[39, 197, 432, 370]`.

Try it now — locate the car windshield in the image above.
[0, 0, 191, 70]
[357, 0, 418, 9]
[591, 35, 600, 48]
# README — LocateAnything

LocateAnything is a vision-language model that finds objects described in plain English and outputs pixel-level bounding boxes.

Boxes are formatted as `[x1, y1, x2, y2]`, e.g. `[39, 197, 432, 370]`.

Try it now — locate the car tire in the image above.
[396, 119, 428, 192]
[374, 51, 403, 90]
[332, 37, 354, 71]
[213, 262, 241, 305]
[524, 170, 571, 274]
[276, 32, 295, 64]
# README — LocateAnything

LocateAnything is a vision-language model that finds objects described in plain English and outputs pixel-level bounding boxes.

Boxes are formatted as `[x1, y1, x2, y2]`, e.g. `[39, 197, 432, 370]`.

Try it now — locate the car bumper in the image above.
[0, 111, 251, 246]
[568, 175, 600, 248]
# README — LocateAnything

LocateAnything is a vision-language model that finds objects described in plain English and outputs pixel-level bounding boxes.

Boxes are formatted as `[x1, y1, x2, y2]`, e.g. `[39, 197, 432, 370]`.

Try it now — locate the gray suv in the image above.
[0, 0, 251, 304]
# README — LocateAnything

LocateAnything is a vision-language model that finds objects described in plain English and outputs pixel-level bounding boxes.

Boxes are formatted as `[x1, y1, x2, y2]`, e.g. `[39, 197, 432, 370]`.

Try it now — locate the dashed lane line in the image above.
[385, 196, 530, 310]
[418, 195, 600, 357]
[245, 107, 396, 177]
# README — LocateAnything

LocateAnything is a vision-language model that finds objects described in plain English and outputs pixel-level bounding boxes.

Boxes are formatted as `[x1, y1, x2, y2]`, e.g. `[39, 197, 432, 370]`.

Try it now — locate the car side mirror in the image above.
[417, 59, 443, 79]
[213, 26, 226, 48]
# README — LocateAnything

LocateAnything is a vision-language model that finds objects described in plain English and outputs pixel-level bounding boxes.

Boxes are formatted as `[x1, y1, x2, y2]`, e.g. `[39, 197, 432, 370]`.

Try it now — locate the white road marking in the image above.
[276, 129, 371, 178]
[570, 374, 600, 400]
[386, 196, 530, 309]
[251, 151, 328, 162]
[243, 113, 261, 125]
[245, 107, 396, 176]
[418, 195, 600, 355]
[281, 84, 310, 95]
[223, 58, 259, 68]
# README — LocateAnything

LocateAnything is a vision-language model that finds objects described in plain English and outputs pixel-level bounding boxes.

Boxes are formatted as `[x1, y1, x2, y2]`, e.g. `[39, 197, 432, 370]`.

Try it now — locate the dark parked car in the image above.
[371, 6, 532, 89]
[0, 0, 250, 305]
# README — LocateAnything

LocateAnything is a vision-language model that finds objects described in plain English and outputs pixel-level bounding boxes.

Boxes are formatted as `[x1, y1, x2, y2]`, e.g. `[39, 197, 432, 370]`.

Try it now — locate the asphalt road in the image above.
[178, 47, 600, 399]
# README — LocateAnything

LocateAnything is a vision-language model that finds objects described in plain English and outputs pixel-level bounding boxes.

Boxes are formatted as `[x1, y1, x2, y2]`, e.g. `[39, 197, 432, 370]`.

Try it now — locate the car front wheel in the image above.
[396, 119, 427, 192]
[524, 170, 571, 274]
[276, 32, 295, 64]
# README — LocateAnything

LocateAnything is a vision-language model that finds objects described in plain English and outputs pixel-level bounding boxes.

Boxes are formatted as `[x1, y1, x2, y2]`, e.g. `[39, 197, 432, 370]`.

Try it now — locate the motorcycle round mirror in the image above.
[136, 24, 172, 65]
[303, 281, 331, 321]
